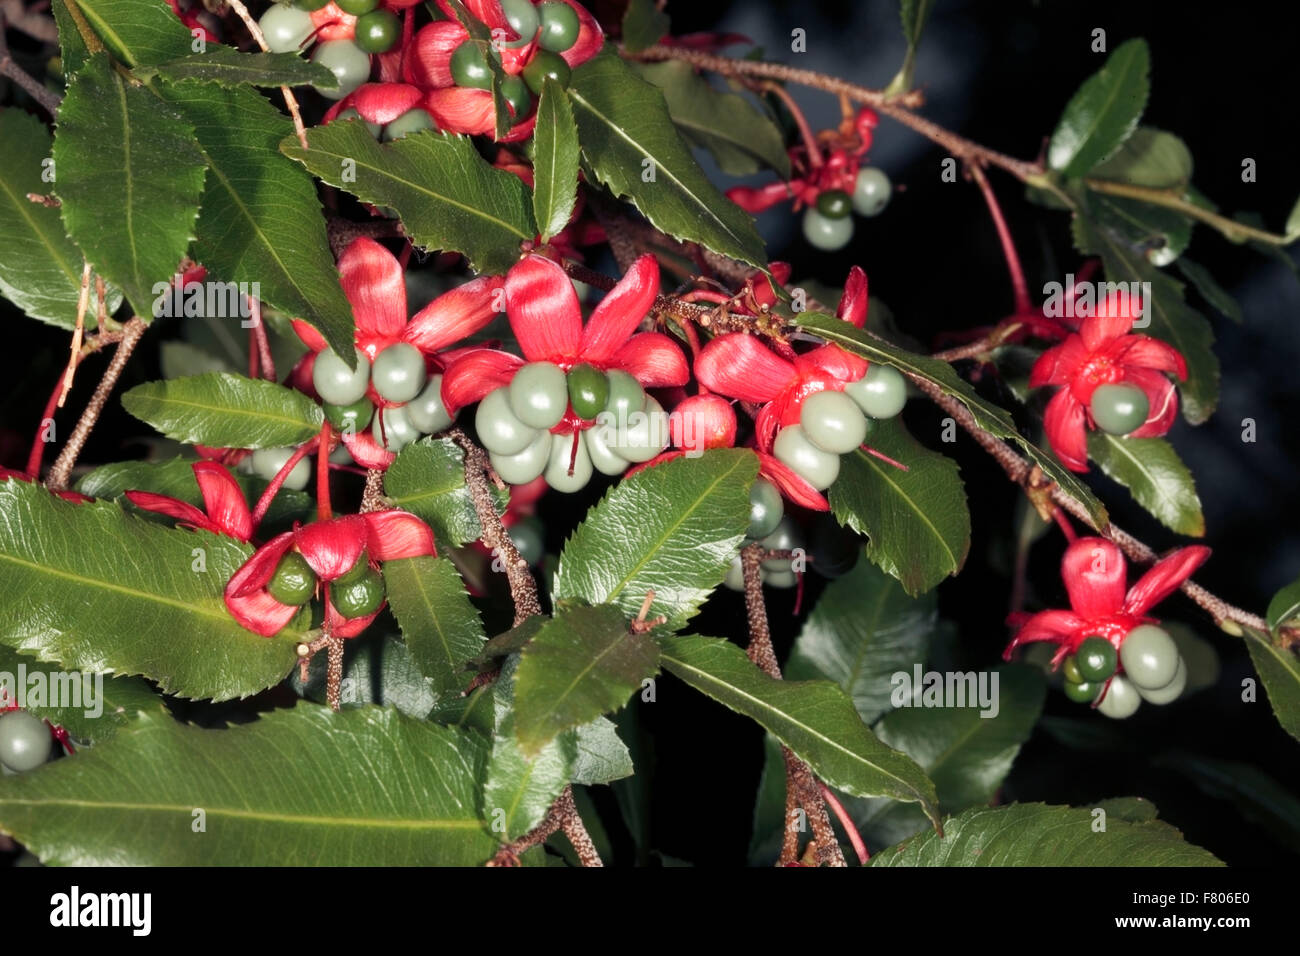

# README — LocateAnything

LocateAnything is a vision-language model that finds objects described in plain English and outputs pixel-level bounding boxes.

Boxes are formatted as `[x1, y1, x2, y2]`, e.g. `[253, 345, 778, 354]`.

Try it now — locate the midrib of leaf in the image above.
[114, 71, 141, 293]
[530, 629, 638, 728]
[1068, 47, 1143, 161]
[661, 648, 927, 802]
[845, 590, 890, 692]
[567, 87, 753, 257]
[501, 757, 537, 829]
[0, 169, 83, 294]
[858, 450, 959, 568]
[1096, 433, 1184, 518]
[135, 392, 314, 429]
[404, 568, 457, 674]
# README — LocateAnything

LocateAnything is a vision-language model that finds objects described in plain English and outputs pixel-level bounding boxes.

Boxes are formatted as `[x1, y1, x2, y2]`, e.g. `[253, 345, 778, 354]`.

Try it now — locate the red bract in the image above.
[1030, 289, 1187, 472]
[125, 462, 254, 541]
[224, 511, 435, 638]
[439, 253, 688, 420]
[1003, 536, 1210, 667]
[324, 82, 428, 126]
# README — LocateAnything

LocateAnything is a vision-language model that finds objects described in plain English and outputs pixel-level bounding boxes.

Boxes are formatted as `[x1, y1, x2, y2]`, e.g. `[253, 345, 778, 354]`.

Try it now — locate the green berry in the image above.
[802, 207, 854, 251]
[509, 361, 568, 429]
[537, 1, 580, 52]
[334, 0, 378, 14]
[405, 374, 453, 433]
[1063, 679, 1100, 704]
[612, 395, 670, 463]
[490, 429, 552, 485]
[747, 477, 784, 540]
[371, 403, 420, 451]
[603, 369, 646, 419]
[509, 517, 545, 565]
[354, 8, 400, 53]
[522, 49, 570, 94]
[1135, 656, 1187, 705]
[371, 343, 427, 403]
[268, 551, 316, 605]
[500, 0, 540, 46]
[324, 397, 374, 433]
[567, 363, 608, 421]
[251, 447, 312, 491]
[583, 419, 630, 476]
[477, 387, 540, 456]
[1119, 624, 1180, 690]
[1089, 383, 1149, 436]
[313, 345, 370, 406]
[815, 189, 851, 219]
[1062, 655, 1084, 685]
[382, 108, 434, 141]
[336, 550, 371, 585]
[311, 39, 372, 100]
[773, 424, 840, 491]
[1075, 635, 1118, 682]
[1097, 674, 1142, 719]
[843, 364, 907, 420]
[332, 568, 385, 618]
[852, 166, 891, 217]
[499, 74, 533, 121]
[545, 429, 593, 492]
[765, 568, 798, 589]
[759, 517, 800, 573]
[259, 4, 315, 53]
[451, 41, 493, 90]
[0, 711, 51, 772]
[800, 389, 868, 455]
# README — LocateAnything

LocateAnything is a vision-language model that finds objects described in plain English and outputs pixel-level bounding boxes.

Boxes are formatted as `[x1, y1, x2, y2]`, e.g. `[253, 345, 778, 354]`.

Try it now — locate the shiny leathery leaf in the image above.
[384, 556, 486, 697]
[1048, 38, 1149, 176]
[65, 0, 192, 67]
[1089, 126, 1193, 188]
[140, 47, 338, 88]
[484, 729, 576, 841]
[122, 372, 324, 448]
[571, 716, 633, 785]
[1087, 433, 1203, 536]
[383, 438, 507, 547]
[1243, 624, 1300, 744]
[532, 78, 581, 241]
[621, 0, 670, 52]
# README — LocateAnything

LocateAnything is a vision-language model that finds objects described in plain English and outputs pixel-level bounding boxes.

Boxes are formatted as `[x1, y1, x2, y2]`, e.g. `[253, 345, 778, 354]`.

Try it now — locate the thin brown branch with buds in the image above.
[486, 785, 602, 866]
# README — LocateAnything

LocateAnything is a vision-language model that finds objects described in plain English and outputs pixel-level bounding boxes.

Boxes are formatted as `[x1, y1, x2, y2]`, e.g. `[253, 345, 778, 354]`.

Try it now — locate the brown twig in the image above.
[325, 633, 344, 711]
[1084, 178, 1298, 246]
[0, 12, 62, 117]
[224, 0, 309, 149]
[486, 786, 603, 866]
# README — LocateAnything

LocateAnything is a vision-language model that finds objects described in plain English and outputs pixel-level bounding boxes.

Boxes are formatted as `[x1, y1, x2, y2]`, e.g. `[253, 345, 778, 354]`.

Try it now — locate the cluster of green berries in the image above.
[723, 510, 802, 591]
[802, 167, 892, 252]
[0, 710, 53, 775]
[1063, 625, 1188, 719]
[268, 548, 386, 619]
[773, 364, 907, 492]
[477, 363, 666, 492]
[1089, 383, 1150, 437]
[314, 345, 454, 453]
[259, 0, 400, 101]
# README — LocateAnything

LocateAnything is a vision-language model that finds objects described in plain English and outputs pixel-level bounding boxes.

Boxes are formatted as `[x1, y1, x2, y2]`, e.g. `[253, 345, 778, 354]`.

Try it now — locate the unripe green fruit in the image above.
[405, 374, 453, 434]
[509, 361, 568, 429]
[371, 404, 420, 451]
[477, 388, 540, 455]
[371, 343, 427, 403]
[1090, 383, 1149, 436]
[773, 424, 840, 491]
[382, 108, 435, 141]
[354, 8, 399, 54]
[852, 166, 891, 217]
[747, 477, 784, 540]
[336, 550, 371, 585]
[802, 207, 854, 251]
[1135, 656, 1187, 705]
[522, 49, 571, 93]
[312, 40, 371, 100]
[0, 710, 51, 772]
[500, 75, 532, 121]
[583, 419, 630, 476]
[545, 430, 593, 492]
[1075, 635, 1118, 682]
[612, 395, 670, 463]
[450, 41, 493, 90]
[509, 517, 545, 566]
[500, 0, 540, 46]
[332, 568, 385, 618]
[295, 0, 331, 10]
[1063, 679, 1100, 703]
[567, 363, 608, 420]
[324, 397, 374, 433]
[604, 369, 646, 419]
[1120, 624, 1180, 690]
[800, 389, 868, 454]
[723, 554, 746, 591]
[335, 0, 378, 12]
[335, 107, 382, 138]
[490, 429, 552, 484]
[537, 1, 580, 52]
[1097, 674, 1142, 719]
[843, 364, 907, 419]
[1062, 655, 1084, 685]
[267, 551, 316, 605]
[313, 346, 370, 406]
[815, 189, 851, 219]
[259, 4, 315, 53]
[764, 568, 798, 589]
[251, 447, 312, 490]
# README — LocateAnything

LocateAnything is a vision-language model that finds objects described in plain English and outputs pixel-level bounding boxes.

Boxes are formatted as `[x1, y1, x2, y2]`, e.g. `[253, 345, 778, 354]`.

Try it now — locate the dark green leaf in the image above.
[634, 61, 790, 178]
[567, 53, 766, 267]
[786, 559, 936, 723]
[292, 634, 439, 717]
[1175, 258, 1243, 324]
[1267, 576, 1300, 634]
[0, 705, 500, 864]
[829, 418, 970, 595]
[122, 372, 324, 448]
[281, 121, 535, 275]
[571, 717, 633, 785]
[870, 802, 1221, 866]
[0, 111, 122, 329]
[532, 78, 581, 242]
[1048, 38, 1150, 177]
[53, 53, 206, 317]
[52, 0, 91, 75]
[1089, 127, 1193, 188]
[1154, 752, 1300, 853]
[384, 555, 486, 697]
[621, 0, 670, 53]
[660, 635, 939, 828]
[483, 729, 575, 841]
[66, 0, 192, 67]
[0, 479, 301, 701]
[141, 47, 337, 88]
[1244, 624, 1300, 744]
[798, 312, 1109, 529]
[1086, 433, 1204, 536]
[553, 448, 757, 629]
[383, 438, 505, 547]
[1083, 190, 1192, 267]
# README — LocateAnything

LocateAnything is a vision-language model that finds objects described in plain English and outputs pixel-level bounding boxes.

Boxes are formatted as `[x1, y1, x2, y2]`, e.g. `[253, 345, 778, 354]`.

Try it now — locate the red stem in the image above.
[818, 783, 869, 864]
[317, 421, 333, 520]
[25, 372, 65, 478]
[862, 445, 910, 471]
[1051, 505, 1077, 543]
[969, 164, 1031, 316]
[251, 436, 320, 528]
[761, 81, 822, 169]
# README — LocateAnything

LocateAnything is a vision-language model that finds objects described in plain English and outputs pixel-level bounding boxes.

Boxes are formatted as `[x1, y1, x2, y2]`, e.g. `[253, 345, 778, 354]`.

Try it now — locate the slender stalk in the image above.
[969, 163, 1031, 315]
[225, 0, 309, 149]
[487, 786, 603, 866]
[1084, 178, 1297, 246]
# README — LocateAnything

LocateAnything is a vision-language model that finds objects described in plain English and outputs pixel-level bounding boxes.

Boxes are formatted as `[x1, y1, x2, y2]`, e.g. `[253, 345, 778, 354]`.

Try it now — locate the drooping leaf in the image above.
[281, 121, 535, 275]
[621, 0, 670, 53]
[0, 480, 301, 701]
[157, 81, 356, 362]
[513, 604, 659, 757]
[0, 111, 122, 329]
[53, 53, 207, 318]
[634, 61, 790, 178]
[870, 802, 1221, 866]
[0, 705, 500, 865]
[660, 635, 940, 828]
[1243, 624, 1300, 744]
[384, 555, 486, 697]
[65, 0, 192, 67]
[798, 312, 1109, 530]
[383, 438, 506, 547]
[140, 47, 337, 88]
[787, 560, 936, 723]
[567, 53, 767, 268]
[571, 716, 634, 785]
[1082, 190, 1192, 267]
[1154, 752, 1300, 853]
[1048, 38, 1150, 176]
[1089, 127, 1193, 188]
[885, 0, 936, 95]
[532, 78, 582, 242]
[553, 449, 757, 630]
[829, 418, 970, 595]
[1086, 433, 1204, 536]
[122, 372, 324, 448]
[1267, 576, 1300, 634]
[1175, 258, 1243, 324]
[483, 730, 576, 841]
